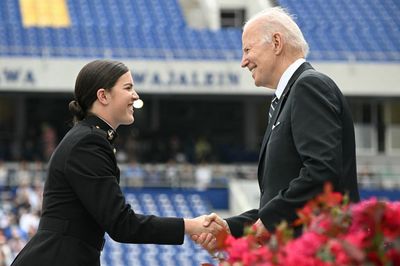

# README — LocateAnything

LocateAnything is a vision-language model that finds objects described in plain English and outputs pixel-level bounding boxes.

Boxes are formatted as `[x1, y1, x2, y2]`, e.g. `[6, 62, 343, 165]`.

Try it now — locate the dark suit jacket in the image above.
[12, 115, 184, 266]
[226, 62, 360, 237]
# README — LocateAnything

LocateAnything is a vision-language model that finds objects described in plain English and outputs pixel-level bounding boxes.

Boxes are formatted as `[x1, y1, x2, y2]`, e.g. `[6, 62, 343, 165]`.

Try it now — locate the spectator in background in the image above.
[17, 207, 39, 239]
[195, 136, 212, 163]
[14, 180, 36, 211]
[168, 135, 187, 163]
[0, 161, 8, 187]
[0, 230, 12, 266]
[164, 159, 177, 186]
[180, 162, 195, 186]
[7, 226, 26, 260]
[22, 128, 41, 161]
[40, 123, 57, 161]
[195, 7, 359, 251]
[123, 159, 145, 187]
[14, 161, 31, 187]
[31, 160, 46, 185]
[11, 60, 224, 266]
[0, 207, 15, 234]
[195, 161, 212, 191]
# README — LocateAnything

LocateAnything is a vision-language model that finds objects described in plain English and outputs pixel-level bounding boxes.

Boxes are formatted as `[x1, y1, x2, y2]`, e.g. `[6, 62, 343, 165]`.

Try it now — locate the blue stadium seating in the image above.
[100, 192, 215, 266]
[279, 0, 400, 61]
[0, 0, 398, 61]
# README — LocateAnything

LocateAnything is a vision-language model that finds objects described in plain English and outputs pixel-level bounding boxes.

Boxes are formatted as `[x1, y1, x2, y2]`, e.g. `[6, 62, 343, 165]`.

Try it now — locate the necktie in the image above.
[268, 95, 279, 123]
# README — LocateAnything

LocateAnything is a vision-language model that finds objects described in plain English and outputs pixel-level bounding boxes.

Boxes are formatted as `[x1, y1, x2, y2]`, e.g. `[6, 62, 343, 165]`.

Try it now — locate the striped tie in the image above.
[268, 95, 278, 123]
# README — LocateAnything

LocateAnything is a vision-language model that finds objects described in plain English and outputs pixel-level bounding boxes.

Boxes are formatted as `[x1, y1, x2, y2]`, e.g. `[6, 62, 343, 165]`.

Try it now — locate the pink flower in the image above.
[387, 248, 400, 266]
[342, 230, 368, 249]
[349, 198, 383, 236]
[382, 201, 400, 239]
[280, 231, 328, 266]
[224, 235, 251, 262]
[328, 239, 352, 265]
[217, 183, 400, 266]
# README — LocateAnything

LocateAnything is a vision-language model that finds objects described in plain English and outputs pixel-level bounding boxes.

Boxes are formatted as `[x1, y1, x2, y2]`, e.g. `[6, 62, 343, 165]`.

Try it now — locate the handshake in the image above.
[184, 213, 230, 253]
[184, 214, 268, 253]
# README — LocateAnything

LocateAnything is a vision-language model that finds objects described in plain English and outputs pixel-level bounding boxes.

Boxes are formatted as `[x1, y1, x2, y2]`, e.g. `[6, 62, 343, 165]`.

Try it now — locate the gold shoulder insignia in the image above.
[107, 129, 115, 141]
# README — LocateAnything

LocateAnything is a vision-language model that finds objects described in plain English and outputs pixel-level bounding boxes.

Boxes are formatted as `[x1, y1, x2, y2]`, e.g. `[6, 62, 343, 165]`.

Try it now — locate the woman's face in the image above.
[107, 71, 139, 128]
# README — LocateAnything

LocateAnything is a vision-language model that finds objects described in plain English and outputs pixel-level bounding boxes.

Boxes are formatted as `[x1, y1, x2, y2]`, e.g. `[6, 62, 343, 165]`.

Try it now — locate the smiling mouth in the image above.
[250, 68, 256, 78]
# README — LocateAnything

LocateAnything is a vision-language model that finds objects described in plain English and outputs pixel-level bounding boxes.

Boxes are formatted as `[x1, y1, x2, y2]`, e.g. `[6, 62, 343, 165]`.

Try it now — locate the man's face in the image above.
[241, 22, 277, 88]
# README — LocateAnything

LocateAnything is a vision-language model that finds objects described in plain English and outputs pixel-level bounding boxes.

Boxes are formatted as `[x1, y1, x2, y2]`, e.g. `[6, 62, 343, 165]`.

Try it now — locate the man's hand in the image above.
[190, 213, 231, 253]
[254, 218, 270, 242]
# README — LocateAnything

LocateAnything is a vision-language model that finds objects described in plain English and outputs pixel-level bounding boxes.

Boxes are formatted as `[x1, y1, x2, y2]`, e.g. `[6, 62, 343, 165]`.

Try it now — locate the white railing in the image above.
[1, 160, 400, 190]
[386, 125, 400, 155]
[354, 123, 378, 155]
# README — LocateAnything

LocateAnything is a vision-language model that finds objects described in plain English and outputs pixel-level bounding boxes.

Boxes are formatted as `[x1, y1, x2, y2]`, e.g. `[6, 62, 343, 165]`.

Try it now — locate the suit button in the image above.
[260, 188, 264, 193]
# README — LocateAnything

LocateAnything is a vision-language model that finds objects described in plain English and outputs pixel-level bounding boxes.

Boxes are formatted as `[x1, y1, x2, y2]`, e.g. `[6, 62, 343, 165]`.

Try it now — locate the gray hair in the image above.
[244, 7, 309, 57]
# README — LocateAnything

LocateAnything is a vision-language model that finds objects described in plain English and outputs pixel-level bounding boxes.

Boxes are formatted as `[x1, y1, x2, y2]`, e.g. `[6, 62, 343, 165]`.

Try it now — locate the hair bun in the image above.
[68, 100, 85, 121]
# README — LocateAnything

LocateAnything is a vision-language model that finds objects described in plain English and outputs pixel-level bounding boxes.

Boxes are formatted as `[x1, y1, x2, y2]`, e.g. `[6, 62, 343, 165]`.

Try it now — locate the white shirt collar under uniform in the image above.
[97, 115, 116, 131]
[274, 58, 306, 100]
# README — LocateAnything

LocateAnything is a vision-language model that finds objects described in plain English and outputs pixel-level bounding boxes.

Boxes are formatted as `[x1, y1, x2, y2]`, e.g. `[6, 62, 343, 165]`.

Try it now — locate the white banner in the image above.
[0, 57, 399, 95]
[0, 57, 267, 94]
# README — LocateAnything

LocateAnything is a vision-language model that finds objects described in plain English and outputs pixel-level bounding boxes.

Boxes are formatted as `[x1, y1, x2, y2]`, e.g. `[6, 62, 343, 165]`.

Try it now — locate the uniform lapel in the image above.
[257, 62, 313, 180]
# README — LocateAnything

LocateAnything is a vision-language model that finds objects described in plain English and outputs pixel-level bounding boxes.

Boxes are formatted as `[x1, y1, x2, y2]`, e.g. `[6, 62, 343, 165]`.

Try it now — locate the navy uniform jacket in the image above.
[226, 62, 360, 237]
[12, 115, 184, 266]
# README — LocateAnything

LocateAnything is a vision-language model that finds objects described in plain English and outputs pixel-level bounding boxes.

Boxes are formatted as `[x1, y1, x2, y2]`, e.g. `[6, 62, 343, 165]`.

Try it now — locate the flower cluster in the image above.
[216, 183, 400, 266]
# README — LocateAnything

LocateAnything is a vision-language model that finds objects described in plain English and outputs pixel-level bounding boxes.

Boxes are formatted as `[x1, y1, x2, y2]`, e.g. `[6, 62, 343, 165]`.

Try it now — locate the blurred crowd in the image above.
[0, 123, 58, 163]
[0, 121, 258, 165]
[0, 163, 44, 265]
[0, 159, 236, 265]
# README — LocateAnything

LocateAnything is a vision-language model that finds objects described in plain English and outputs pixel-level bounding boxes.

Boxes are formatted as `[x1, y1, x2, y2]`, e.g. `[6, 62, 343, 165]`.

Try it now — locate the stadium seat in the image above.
[1, 0, 398, 61]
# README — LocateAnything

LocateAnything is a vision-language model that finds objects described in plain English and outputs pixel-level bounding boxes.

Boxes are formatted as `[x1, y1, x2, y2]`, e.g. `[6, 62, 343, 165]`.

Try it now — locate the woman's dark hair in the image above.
[68, 60, 129, 123]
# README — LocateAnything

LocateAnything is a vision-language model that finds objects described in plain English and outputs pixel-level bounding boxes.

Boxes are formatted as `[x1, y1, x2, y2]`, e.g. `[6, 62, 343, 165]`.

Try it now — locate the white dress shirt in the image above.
[275, 58, 306, 100]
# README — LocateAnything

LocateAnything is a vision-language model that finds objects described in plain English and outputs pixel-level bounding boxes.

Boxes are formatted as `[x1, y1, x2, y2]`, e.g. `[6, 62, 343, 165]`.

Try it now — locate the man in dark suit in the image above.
[195, 6, 360, 247]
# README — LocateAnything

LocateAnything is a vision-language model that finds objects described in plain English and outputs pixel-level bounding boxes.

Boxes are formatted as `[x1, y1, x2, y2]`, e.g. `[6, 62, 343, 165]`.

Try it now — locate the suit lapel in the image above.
[257, 62, 314, 180]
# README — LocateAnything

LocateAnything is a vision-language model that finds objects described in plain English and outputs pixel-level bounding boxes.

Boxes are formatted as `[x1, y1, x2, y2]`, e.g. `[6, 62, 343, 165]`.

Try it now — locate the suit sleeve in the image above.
[65, 133, 185, 244]
[259, 73, 344, 232]
[225, 209, 258, 237]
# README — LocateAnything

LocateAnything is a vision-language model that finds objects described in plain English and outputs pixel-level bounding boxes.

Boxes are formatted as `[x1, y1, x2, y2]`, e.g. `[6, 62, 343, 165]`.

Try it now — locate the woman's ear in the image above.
[97, 88, 109, 105]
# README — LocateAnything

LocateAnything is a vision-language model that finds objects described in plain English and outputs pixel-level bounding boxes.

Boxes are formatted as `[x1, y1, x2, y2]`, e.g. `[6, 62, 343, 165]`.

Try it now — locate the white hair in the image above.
[244, 7, 309, 57]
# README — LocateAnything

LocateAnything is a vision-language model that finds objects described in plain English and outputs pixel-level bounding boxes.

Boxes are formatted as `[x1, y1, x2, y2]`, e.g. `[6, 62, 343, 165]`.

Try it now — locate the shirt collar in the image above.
[96, 115, 116, 131]
[275, 58, 306, 99]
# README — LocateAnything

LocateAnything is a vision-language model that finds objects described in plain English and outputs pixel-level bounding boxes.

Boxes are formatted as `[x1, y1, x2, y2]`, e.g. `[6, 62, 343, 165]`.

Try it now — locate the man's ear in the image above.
[272, 32, 283, 55]
[97, 88, 109, 105]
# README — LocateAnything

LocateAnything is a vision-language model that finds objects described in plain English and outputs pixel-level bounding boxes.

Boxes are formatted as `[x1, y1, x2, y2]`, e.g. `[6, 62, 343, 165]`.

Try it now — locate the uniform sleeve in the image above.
[259, 73, 344, 231]
[65, 133, 184, 244]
